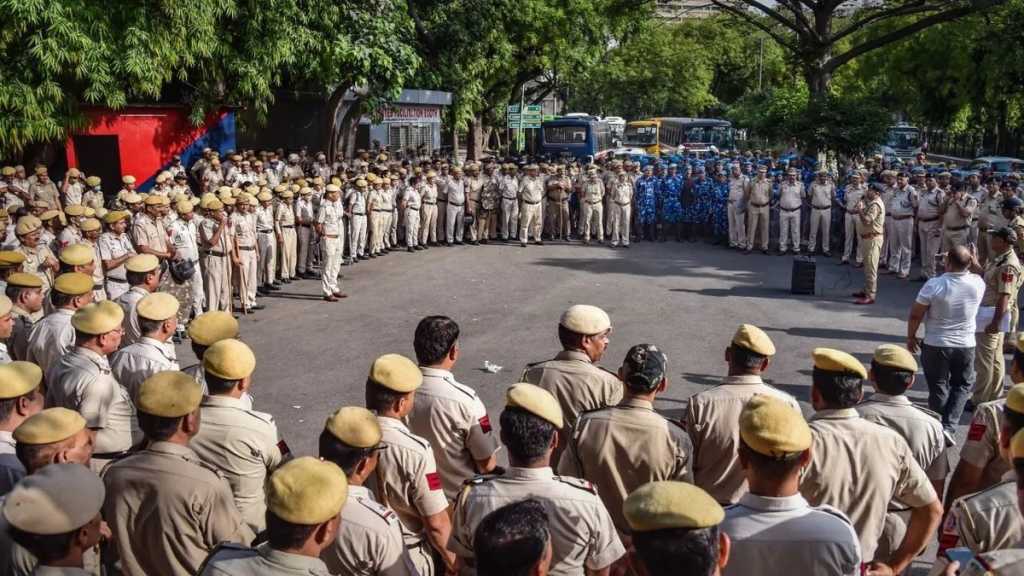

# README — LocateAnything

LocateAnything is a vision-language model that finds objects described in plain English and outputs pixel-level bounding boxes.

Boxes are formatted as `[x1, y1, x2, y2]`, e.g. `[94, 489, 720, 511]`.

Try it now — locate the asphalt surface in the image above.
[175, 237, 958, 573]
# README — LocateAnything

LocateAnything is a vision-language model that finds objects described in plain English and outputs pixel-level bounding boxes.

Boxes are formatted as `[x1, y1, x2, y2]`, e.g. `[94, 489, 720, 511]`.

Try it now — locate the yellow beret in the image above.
[15, 216, 41, 236]
[0, 364, 35, 399]
[71, 300, 124, 335]
[34, 166, 47, 176]
[14, 407, 85, 445]
[368, 354, 421, 393]
[122, 175, 136, 184]
[206, 199, 224, 211]
[559, 304, 611, 335]
[506, 383, 563, 428]
[299, 187, 312, 196]
[325, 406, 382, 448]
[85, 176, 101, 187]
[122, 192, 142, 204]
[136, 292, 179, 321]
[64, 205, 86, 217]
[355, 179, 368, 188]
[187, 311, 239, 346]
[137, 371, 202, 417]
[312, 176, 325, 185]
[267, 457, 348, 525]
[812, 348, 867, 379]
[256, 192, 272, 202]
[732, 324, 776, 356]
[79, 218, 101, 232]
[102, 210, 130, 225]
[9, 361, 41, 389]
[739, 394, 811, 457]
[143, 195, 164, 206]
[1012, 429, 1024, 459]
[203, 338, 255, 380]
[6, 272, 41, 288]
[273, 185, 288, 194]
[0, 295, 11, 317]
[1006, 384, 1024, 414]
[53, 272, 93, 296]
[280, 190, 294, 199]
[125, 254, 159, 273]
[0, 167, 13, 176]
[624, 481, 724, 532]
[324, 185, 341, 194]
[3, 462, 105, 535]
[59, 244, 94, 266]
[0, 251, 25, 267]
[175, 200, 193, 214]
[873, 344, 917, 372]
[39, 210, 61, 222]
[155, 173, 168, 184]
[221, 196, 236, 206]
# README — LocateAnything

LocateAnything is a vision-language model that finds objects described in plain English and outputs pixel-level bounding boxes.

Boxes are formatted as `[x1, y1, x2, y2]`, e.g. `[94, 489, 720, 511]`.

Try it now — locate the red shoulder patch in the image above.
[968, 421, 986, 442]
[277, 439, 292, 456]
[426, 472, 442, 491]
[938, 532, 960, 554]
[479, 415, 492, 433]
[1003, 271, 1015, 284]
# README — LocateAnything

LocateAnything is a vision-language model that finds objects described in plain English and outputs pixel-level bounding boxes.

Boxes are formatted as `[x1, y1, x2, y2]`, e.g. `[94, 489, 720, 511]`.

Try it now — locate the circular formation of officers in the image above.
[0, 294, 1023, 575]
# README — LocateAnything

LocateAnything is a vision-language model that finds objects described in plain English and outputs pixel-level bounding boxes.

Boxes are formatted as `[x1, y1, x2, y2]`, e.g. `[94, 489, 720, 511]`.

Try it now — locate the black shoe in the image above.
[369, 253, 377, 258]
[252, 303, 265, 311]
[536, 241, 544, 246]
[408, 247, 414, 252]
[257, 287, 268, 296]
[455, 240, 464, 245]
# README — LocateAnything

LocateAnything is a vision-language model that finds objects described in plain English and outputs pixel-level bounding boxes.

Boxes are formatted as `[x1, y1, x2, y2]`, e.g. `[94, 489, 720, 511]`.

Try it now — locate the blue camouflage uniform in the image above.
[711, 176, 729, 237]
[635, 175, 659, 225]
[660, 171, 684, 224]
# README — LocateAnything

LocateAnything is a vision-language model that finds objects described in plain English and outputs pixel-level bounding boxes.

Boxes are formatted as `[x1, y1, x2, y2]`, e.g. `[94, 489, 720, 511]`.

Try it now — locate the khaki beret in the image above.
[813, 347, 867, 379]
[187, 311, 239, 346]
[3, 463, 104, 535]
[0, 364, 34, 399]
[0, 295, 11, 318]
[257, 192, 272, 202]
[71, 300, 124, 335]
[15, 216, 41, 236]
[85, 176, 101, 187]
[143, 195, 164, 206]
[53, 272, 93, 296]
[1006, 384, 1024, 414]
[506, 383, 563, 428]
[122, 175, 136, 184]
[14, 407, 86, 445]
[175, 200, 193, 214]
[206, 199, 224, 211]
[155, 173, 168, 184]
[80, 218, 101, 232]
[1012, 428, 1024, 459]
[325, 406, 382, 448]
[0, 167, 13, 176]
[559, 304, 611, 335]
[355, 179, 368, 188]
[217, 186, 232, 197]
[267, 457, 348, 525]
[872, 344, 917, 373]
[124, 254, 159, 273]
[6, 272, 41, 289]
[739, 394, 811, 457]
[221, 196, 236, 206]
[312, 176, 324, 186]
[39, 210, 62, 223]
[9, 362, 41, 391]
[137, 292, 179, 321]
[0, 251, 26, 266]
[102, 210, 130, 225]
[122, 192, 142, 204]
[368, 354, 421, 393]
[731, 324, 776, 356]
[299, 187, 312, 196]
[34, 166, 47, 176]
[64, 204, 86, 217]
[280, 190, 294, 200]
[137, 371, 202, 417]
[203, 338, 255, 380]
[59, 244, 94, 266]
[624, 481, 724, 532]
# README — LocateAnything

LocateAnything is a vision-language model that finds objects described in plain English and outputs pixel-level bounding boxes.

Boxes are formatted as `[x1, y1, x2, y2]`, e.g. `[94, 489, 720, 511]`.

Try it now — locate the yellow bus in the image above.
[623, 118, 735, 157]
[622, 120, 661, 155]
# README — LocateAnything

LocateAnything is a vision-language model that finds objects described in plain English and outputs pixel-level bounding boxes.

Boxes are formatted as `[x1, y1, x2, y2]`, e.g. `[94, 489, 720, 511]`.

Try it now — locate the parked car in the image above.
[968, 156, 1024, 177]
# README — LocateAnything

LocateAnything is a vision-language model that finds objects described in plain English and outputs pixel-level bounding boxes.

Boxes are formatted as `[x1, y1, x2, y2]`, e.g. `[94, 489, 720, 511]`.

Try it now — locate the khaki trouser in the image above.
[808, 207, 830, 253]
[419, 205, 437, 245]
[105, 279, 129, 302]
[405, 209, 420, 247]
[407, 542, 434, 576]
[446, 202, 464, 243]
[203, 253, 232, 312]
[436, 199, 447, 241]
[237, 248, 257, 308]
[942, 227, 969, 253]
[779, 208, 801, 252]
[889, 217, 914, 276]
[881, 217, 893, 264]
[974, 330, 1006, 404]
[862, 235, 882, 298]
[545, 200, 570, 239]
[297, 225, 312, 274]
[279, 227, 297, 279]
[581, 201, 603, 242]
[321, 235, 342, 295]
[500, 198, 518, 239]
[475, 209, 492, 241]
[746, 205, 769, 250]
[381, 211, 393, 248]
[843, 213, 862, 263]
[918, 220, 941, 278]
[519, 201, 542, 243]
[876, 509, 910, 563]
[257, 231, 276, 286]
[347, 215, 363, 258]
[389, 208, 399, 246]
[728, 203, 745, 247]
[610, 202, 631, 246]
[370, 211, 385, 253]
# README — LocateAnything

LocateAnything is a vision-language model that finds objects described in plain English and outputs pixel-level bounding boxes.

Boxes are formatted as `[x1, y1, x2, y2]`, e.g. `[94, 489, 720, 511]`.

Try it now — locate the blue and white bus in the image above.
[539, 116, 614, 160]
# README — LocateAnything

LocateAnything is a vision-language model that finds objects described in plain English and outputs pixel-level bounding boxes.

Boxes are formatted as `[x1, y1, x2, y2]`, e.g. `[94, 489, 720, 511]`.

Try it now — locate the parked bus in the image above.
[879, 123, 922, 161]
[539, 116, 614, 160]
[623, 118, 735, 157]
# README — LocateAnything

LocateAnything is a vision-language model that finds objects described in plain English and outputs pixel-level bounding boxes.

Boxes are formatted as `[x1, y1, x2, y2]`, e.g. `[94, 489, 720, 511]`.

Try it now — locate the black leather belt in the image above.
[258, 230, 274, 234]
[239, 246, 255, 251]
[107, 277, 128, 284]
[93, 450, 130, 460]
[423, 201, 436, 205]
[281, 225, 295, 229]
[781, 207, 800, 212]
[523, 200, 540, 205]
[813, 205, 831, 210]
[449, 202, 464, 207]
[586, 201, 601, 205]
[93, 284, 103, 290]
[919, 217, 939, 222]
[750, 202, 769, 208]
[946, 225, 968, 231]
[206, 250, 227, 257]
[892, 215, 913, 220]
[407, 207, 420, 211]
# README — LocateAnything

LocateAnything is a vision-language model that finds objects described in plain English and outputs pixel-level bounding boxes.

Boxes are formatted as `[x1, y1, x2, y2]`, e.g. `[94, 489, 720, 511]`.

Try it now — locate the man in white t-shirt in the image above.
[907, 245, 985, 432]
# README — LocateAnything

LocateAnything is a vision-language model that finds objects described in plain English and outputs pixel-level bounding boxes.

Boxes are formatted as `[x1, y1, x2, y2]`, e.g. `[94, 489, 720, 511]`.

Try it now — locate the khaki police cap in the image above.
[812, 347, 867, 379]
[731, 324, 775, 356]
[33, 167, 47, 176]
[280, 189, 294, 199]
[85, 176, 101, 187]
[53, 272, 92, 296]
[624, 481, 724, 532]
[368, 354, 421, 393]
[122, 192, 142, 204]
[175, 200, 193, 214]
[1011, 428, 1024, 459]
[312, 176, 324, 186]
[207, 199, 224, 211]
[64, 204, 86, 217]
[299, 187, 312, 196]
[39, 210, 62, 223]
[203, 338, 255, 380]
[221, 196, 237, 206]
[102, 210, 130, 225]
[0, 167, 13, 176]
[122, 175, 136, 184]
[59, 244, 94, 266]
[257, 191, 272, 202]
[0, 251, 25, 267]
[80, 218, 101, 232]
[71, 300, 124, 335]
[267, 457, 348, 525]
[217, 186, 232, 197]
[325, 406, 382, 448]
[6, 272, 41, 289]
[137, 292, 179, 321]
[137, 371, 202, 417]
[740, 394, 811, 457]
[143, 194, 165, 206]
[187, 311, 239, 346]
[873, 344, 917, 372]
[559, 304, 611, 335]
[0, 295, 11, 318]
[125, 254, 159, 273]
[14, 407, 85, 445]
[325, 184, 341, 193]
[9, 362, 41, 391]
[15, 216, 41, 236]
[355, 179, 368, 188]
[0, 364, 34, 399]
[506, 383, 563, 428]
[1006, 384, 1024, 414]
[3, 463, 105, 535]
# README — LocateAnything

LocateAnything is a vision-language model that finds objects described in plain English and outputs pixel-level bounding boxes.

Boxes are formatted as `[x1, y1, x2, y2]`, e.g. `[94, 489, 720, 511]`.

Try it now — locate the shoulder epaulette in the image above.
[463, 472, 500, 487]
[195, 541, 255, 573]
[445, 377, 478, 400]
[815, 504, 855, 526]
[395, 428, 430, 451]
[964, 479, 1017, 503]
[357, 496, 399, 523]
[597, 366, 619, 378]
[554, 475, 597, 495]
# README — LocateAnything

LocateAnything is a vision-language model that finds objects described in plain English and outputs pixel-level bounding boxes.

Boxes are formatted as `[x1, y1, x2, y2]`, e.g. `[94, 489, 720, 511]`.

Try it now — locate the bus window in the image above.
[624, 125, 657, 146]
[545, 126, 589, 144]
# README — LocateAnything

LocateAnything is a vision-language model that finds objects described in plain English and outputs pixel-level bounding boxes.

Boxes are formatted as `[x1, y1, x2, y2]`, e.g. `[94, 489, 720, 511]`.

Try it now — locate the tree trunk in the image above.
[336, 99, 365, 160]
[483, 126, 494, 153]
[449, 122, 460, 162]
[467, 115, 483, 161]
[326, 86, 349, 161]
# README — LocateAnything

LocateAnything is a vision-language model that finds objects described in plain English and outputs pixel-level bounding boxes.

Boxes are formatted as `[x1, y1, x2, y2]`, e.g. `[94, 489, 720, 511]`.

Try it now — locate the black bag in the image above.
[168, 258, 196, 283]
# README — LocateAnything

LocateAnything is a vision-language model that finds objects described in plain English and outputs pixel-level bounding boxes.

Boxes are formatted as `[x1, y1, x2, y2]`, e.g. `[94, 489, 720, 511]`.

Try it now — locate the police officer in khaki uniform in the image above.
[365, 354, 454, 576]
[109, 292, 181, 401]
[450, 383, 625, 575]
[115, 254, 160, 346]
[854, 183, 886, 305]
[199, 199, 234, 312]
[973, 226, 1023, 404]
[684, 324, 799, 504]
[408, 316, 500, 501]
[26, 273, 94, 372]
[182, 311, 241, 397]
[559, 344, 692, 534]
[0, 364, 43, 493]
[580, 166, 605, 244]
[745, 165, 772, 254]
[521, 305, 622, 462]
[199, 457, 345, 576]
[190, 339, 286, 534]
[800, 348, 943, 571]
[916, 175, 945, 280]
[518, 164, 545, 247]
[857, 345, 952, 560]
[6, 273, 42, 362]
[941, 179, 977, 252]
[722, 395, 861, 575]
[319, 407, 418, 576]
[103, 371, 255, 576]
